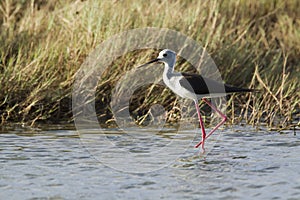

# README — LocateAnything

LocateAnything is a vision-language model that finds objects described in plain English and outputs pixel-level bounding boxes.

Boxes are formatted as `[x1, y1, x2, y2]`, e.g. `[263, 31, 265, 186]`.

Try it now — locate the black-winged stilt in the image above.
[139, 49, 255, 151]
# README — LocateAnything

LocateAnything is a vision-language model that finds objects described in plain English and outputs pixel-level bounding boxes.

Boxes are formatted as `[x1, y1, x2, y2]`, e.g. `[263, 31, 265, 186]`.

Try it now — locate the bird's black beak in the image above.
[138, 58, 160, 68]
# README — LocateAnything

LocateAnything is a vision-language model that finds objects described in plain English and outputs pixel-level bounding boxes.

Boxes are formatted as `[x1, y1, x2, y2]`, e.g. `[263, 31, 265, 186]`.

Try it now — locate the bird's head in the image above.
[138, 49, 176, 69]
[157, 49, 176, 66]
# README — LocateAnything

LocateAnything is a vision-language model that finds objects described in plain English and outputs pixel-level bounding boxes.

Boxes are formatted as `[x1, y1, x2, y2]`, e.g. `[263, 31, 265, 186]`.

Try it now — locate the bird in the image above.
[138, 49, 255, 151]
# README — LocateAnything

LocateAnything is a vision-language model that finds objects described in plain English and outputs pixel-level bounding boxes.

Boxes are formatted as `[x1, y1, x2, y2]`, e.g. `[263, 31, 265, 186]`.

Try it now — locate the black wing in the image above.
[179, 72, 253, 95]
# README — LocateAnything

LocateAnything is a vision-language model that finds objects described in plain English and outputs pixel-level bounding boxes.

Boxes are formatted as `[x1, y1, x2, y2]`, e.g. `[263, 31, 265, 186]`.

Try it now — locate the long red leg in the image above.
[193, 100, 206, 151]
[194, 98, 227, 148]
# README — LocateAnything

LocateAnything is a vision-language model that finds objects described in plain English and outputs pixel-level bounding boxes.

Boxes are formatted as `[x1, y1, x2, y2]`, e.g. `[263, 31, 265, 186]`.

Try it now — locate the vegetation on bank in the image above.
[0, 0, 299, 128]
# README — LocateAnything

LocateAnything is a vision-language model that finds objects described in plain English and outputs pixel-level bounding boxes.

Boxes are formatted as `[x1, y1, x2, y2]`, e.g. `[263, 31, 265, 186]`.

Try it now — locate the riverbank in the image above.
[0, 0, 299, 128]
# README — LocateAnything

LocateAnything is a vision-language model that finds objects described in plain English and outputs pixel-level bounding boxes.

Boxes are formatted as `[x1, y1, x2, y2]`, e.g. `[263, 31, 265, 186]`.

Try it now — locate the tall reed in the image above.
[0, 0, 299, 128]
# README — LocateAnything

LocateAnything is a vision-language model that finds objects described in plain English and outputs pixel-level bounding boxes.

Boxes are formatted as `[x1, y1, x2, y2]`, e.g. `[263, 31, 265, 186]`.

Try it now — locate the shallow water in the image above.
[0, 125, 299, 199]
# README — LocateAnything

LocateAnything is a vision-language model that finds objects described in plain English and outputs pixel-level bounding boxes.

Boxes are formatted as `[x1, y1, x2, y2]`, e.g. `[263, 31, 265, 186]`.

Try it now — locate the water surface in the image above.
[0, 125, 299, 199]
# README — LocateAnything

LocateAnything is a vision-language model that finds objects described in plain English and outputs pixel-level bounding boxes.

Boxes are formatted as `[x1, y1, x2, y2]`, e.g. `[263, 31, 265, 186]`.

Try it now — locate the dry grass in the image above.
[0, 0, 299, 129]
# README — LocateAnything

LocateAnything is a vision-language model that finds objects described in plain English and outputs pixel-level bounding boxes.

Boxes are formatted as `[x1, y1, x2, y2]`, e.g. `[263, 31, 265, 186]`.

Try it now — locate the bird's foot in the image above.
[194, 140, 205, 152]
[194, 141, 202, 148]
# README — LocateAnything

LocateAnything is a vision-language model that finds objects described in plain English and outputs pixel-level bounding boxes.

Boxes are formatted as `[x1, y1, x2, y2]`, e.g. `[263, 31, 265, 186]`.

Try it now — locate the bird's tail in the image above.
[225, 85, 260, 94]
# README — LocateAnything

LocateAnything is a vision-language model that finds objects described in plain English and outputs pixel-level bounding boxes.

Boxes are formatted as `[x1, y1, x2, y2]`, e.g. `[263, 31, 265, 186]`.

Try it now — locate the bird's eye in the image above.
[163, 53, 167, 57]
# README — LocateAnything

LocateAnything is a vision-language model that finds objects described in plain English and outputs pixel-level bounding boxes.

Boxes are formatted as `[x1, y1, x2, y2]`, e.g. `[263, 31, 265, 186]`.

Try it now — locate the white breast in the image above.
[163, 72, 198, 100]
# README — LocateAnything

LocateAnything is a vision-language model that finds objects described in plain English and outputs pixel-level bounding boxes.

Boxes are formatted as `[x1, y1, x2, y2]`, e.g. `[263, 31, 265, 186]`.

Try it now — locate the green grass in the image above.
[0, 0, 299, 129]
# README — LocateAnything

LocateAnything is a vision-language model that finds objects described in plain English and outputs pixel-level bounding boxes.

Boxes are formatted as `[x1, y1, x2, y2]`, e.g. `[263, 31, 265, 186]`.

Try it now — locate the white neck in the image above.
[164, 62, 174, 75]
[163, 62, 174, 84]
